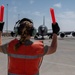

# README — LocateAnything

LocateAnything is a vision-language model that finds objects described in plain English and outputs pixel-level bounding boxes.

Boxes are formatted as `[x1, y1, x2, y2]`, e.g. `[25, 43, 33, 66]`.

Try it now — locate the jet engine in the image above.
[60, 33, 65, 38]
[72, 32, 75, 37]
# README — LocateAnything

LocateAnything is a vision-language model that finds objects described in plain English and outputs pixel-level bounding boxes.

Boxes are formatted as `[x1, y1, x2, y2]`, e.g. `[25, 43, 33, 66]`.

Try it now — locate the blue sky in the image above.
[0, 0, 75, 32]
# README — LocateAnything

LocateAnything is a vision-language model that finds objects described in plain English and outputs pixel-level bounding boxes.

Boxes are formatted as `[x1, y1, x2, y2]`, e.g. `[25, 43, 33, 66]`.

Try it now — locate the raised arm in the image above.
[46, 22, 60, 54]
[0, 22, 4, 52]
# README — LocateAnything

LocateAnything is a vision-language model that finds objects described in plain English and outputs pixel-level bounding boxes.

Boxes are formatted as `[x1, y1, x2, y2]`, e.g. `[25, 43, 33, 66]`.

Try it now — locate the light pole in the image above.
[6, 4, 8, 33]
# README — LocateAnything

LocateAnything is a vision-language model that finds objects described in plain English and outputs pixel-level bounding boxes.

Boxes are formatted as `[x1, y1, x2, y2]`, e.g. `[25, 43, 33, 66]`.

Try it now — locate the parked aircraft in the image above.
[34, 16, 52, 39]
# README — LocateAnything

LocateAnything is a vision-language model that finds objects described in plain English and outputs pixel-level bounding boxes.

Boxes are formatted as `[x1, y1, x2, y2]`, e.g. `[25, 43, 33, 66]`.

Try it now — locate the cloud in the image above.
[20, 10, 44, 17]
[13, 6, 17, 13]
[58, 11, 75, 19]
[32, 11, 42, 16]
[21, 11, 30, 15]
[54, 3, 61, 8]
[30, 0, 34, 4]
[57, 11, 75, 31]
[9, 6, 18, 13]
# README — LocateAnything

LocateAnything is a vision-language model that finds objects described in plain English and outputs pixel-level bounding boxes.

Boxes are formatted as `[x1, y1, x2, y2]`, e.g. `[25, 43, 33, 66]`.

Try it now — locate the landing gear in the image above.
[41, 36, 45, 40]
[34, 35, 38, 39]
[49, 34, 52, 39]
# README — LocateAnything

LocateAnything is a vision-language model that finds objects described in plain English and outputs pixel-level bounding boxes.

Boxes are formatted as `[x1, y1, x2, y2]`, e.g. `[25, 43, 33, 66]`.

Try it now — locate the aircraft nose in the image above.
[41, 27, 45, 31]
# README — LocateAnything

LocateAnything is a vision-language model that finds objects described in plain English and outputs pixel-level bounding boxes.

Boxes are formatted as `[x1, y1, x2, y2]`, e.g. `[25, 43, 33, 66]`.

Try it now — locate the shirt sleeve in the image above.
[1, 43, 8, 54]
[43, 45, 48, 55]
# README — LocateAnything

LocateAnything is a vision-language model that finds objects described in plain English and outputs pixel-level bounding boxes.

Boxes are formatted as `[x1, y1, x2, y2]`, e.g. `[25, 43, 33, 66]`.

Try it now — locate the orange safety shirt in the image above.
[7, 39, 44, 75]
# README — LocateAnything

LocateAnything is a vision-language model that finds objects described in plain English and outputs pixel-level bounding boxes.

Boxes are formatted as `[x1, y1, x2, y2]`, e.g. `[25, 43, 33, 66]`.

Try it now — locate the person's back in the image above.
[8, 39, 44, 75]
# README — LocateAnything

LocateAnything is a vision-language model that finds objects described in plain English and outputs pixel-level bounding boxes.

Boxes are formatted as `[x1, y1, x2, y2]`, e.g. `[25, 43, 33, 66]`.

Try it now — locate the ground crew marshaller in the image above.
[0, 18, 60, 75]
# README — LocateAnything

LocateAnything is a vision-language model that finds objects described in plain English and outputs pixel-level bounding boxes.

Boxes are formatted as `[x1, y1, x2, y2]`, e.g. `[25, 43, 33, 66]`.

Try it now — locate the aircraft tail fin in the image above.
[43, 16, 45, 26]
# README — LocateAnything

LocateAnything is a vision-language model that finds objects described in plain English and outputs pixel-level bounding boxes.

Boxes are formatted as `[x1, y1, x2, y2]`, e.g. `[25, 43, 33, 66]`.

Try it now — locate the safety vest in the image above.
[7, 39, 44, 75]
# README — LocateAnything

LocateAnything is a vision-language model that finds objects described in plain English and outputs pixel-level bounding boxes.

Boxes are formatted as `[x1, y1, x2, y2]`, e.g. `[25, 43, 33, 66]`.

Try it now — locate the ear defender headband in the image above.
[14, 18, 36, 36]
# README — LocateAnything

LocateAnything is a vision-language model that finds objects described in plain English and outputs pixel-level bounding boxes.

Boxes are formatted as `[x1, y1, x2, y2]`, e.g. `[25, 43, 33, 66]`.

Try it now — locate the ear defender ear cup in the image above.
[29, 27, 37, 36]
[14, 26, 21, 35]
[14, 27, 19, 35]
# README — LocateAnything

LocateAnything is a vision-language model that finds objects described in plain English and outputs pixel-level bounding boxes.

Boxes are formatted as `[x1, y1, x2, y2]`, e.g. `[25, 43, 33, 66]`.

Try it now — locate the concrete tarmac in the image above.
[0, 36, 75, 75]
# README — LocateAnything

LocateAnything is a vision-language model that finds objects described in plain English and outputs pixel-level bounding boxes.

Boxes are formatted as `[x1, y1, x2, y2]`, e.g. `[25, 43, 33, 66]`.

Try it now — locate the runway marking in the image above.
[44, 61, 75, 68]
